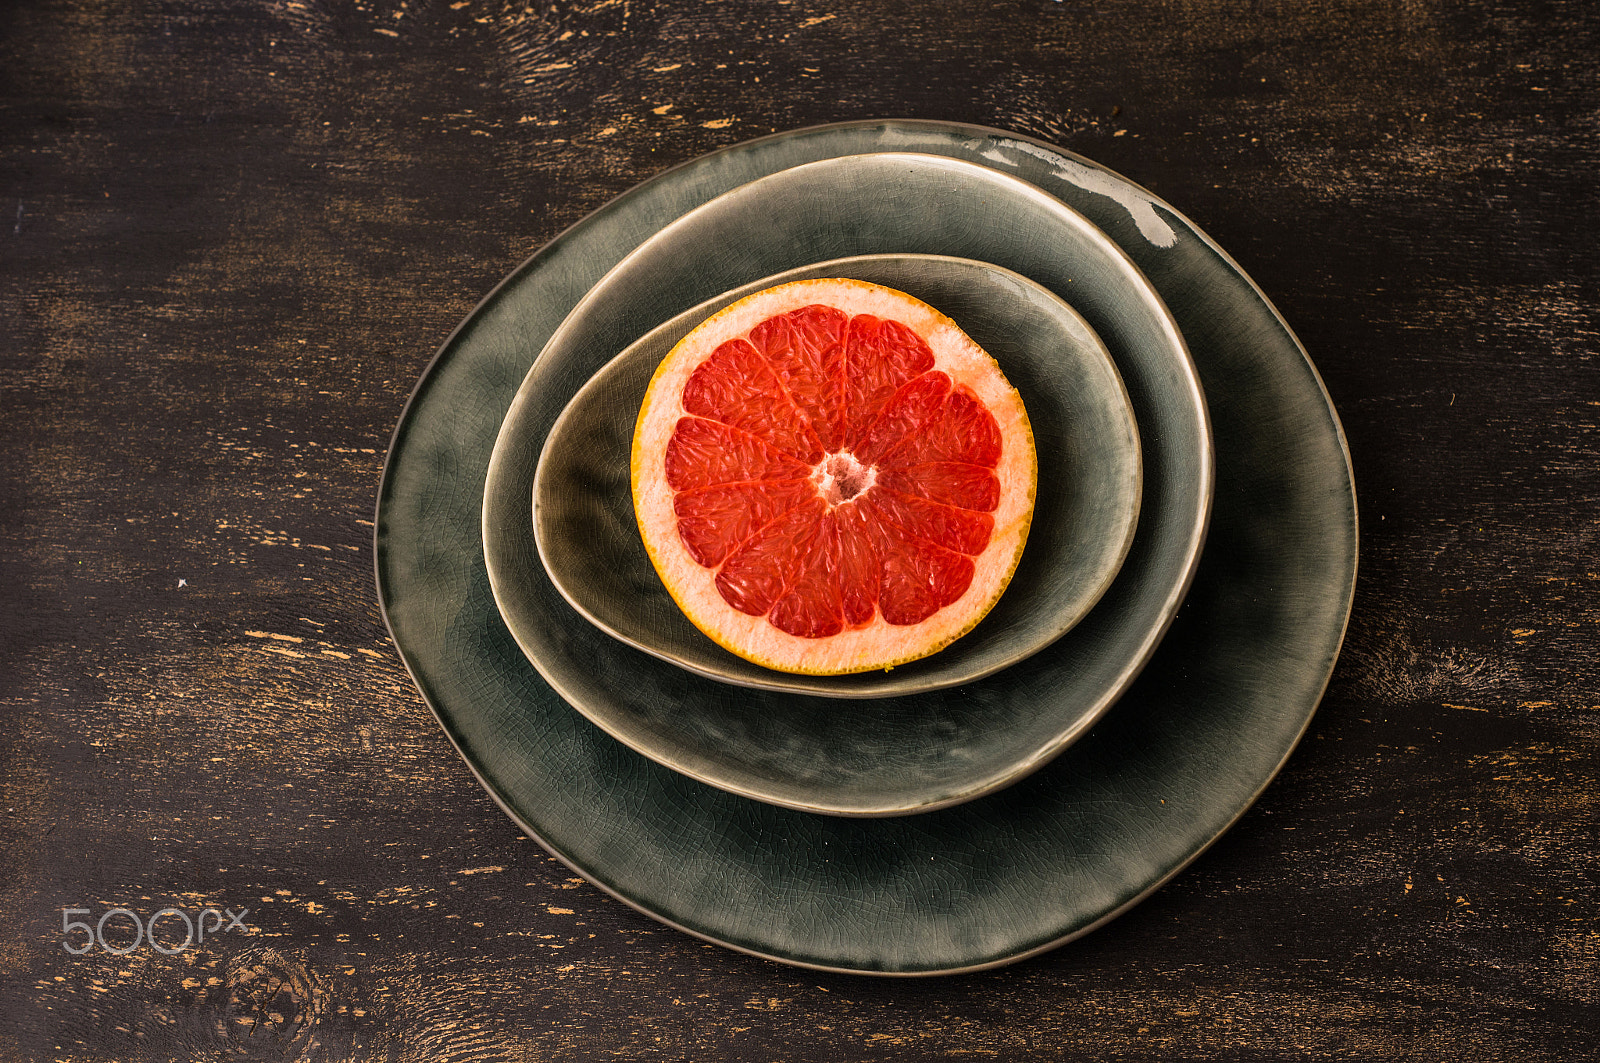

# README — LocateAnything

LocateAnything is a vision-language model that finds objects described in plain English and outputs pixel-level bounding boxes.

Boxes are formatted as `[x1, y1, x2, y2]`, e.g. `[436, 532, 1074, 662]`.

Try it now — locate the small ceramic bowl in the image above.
[530, 254, 1142, 698]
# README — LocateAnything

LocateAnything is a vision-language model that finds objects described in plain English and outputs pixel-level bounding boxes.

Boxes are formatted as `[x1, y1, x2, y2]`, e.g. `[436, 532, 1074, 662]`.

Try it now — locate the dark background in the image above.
[3, 0, 1596, 1059]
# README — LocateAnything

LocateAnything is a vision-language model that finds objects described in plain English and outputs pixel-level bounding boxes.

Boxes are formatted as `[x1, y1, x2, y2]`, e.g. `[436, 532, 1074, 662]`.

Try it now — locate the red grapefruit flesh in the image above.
[632, 278, 1036, 676]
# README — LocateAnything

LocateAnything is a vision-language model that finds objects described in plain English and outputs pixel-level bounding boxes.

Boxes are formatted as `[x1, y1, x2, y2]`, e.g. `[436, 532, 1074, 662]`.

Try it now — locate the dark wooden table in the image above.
[4, 1, 1597, 1058]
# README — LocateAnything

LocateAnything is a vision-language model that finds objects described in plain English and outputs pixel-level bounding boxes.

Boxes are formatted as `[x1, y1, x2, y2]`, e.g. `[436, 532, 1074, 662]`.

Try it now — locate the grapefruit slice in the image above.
[632, 278, 1036, 676]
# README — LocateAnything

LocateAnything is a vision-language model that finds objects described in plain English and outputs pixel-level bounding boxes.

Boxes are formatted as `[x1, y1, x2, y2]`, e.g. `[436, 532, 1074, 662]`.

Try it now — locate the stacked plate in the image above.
[376, 121, 1357, 975]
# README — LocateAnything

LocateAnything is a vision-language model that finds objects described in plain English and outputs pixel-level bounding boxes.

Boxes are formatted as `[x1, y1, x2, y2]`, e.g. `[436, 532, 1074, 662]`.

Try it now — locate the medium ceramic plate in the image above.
[521, 254, 1142, 700]
[375, 121, 1356, 974]
[484, 154, 1208, 817]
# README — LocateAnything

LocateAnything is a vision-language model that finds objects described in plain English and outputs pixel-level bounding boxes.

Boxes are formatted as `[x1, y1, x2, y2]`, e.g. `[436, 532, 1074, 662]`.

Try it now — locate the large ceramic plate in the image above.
[484, 156, 1208, 818]
[376, 120, 1357, 974]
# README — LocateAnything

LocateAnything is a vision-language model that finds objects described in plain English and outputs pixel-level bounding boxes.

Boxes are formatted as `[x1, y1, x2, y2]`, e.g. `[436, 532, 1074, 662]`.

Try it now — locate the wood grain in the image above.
[2, 0, 1597, 1058]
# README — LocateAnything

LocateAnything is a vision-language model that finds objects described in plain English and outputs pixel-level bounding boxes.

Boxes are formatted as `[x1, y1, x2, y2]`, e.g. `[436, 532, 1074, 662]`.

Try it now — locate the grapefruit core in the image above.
[632, 278, 1036, 676]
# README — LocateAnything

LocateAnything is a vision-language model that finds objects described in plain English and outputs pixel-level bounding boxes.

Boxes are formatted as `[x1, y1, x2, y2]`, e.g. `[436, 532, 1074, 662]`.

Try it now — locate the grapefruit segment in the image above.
[840, 315, 938, 447]
[747, 304, 849, 451]
[633, 278, 1036, 676]
[664, 417, 811, 490]
[880, 386, 1003, 468]
[852, 371, 952, 465]
[861, 489, 995, 558]
[681, 339, 824, 463]
[714, 499, 825, 617]
[835, 503, 880, 629]
[870, 518, 976, 626]
[877, 463, 1001, 511]
[768, 512, 846, 639]
[673, 479, 817, 567]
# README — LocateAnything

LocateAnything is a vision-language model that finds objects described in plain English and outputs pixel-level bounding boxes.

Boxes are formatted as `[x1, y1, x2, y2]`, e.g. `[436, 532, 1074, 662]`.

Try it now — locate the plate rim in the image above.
[374, 119, 1357, 975]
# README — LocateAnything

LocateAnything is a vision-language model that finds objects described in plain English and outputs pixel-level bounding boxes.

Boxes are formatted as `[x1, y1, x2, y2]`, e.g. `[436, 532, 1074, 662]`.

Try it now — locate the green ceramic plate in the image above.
[376, 121, 1356, 974]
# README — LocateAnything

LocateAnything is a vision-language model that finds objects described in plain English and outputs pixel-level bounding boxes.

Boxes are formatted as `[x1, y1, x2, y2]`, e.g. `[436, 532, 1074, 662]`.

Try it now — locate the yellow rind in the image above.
[632, 278, 1036, 676]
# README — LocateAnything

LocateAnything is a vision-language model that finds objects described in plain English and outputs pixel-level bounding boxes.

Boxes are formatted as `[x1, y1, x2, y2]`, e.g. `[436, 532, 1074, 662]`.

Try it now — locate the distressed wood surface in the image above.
[2, 0, 1597, 1059]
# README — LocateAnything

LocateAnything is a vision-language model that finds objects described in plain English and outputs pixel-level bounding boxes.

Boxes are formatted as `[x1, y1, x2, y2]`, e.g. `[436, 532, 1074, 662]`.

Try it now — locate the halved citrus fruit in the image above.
[632, 278, 1036, 676]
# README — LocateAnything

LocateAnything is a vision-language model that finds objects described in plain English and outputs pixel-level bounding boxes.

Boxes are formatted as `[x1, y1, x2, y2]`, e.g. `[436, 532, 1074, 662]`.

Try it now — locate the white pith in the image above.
[811, 451, 877, 508]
